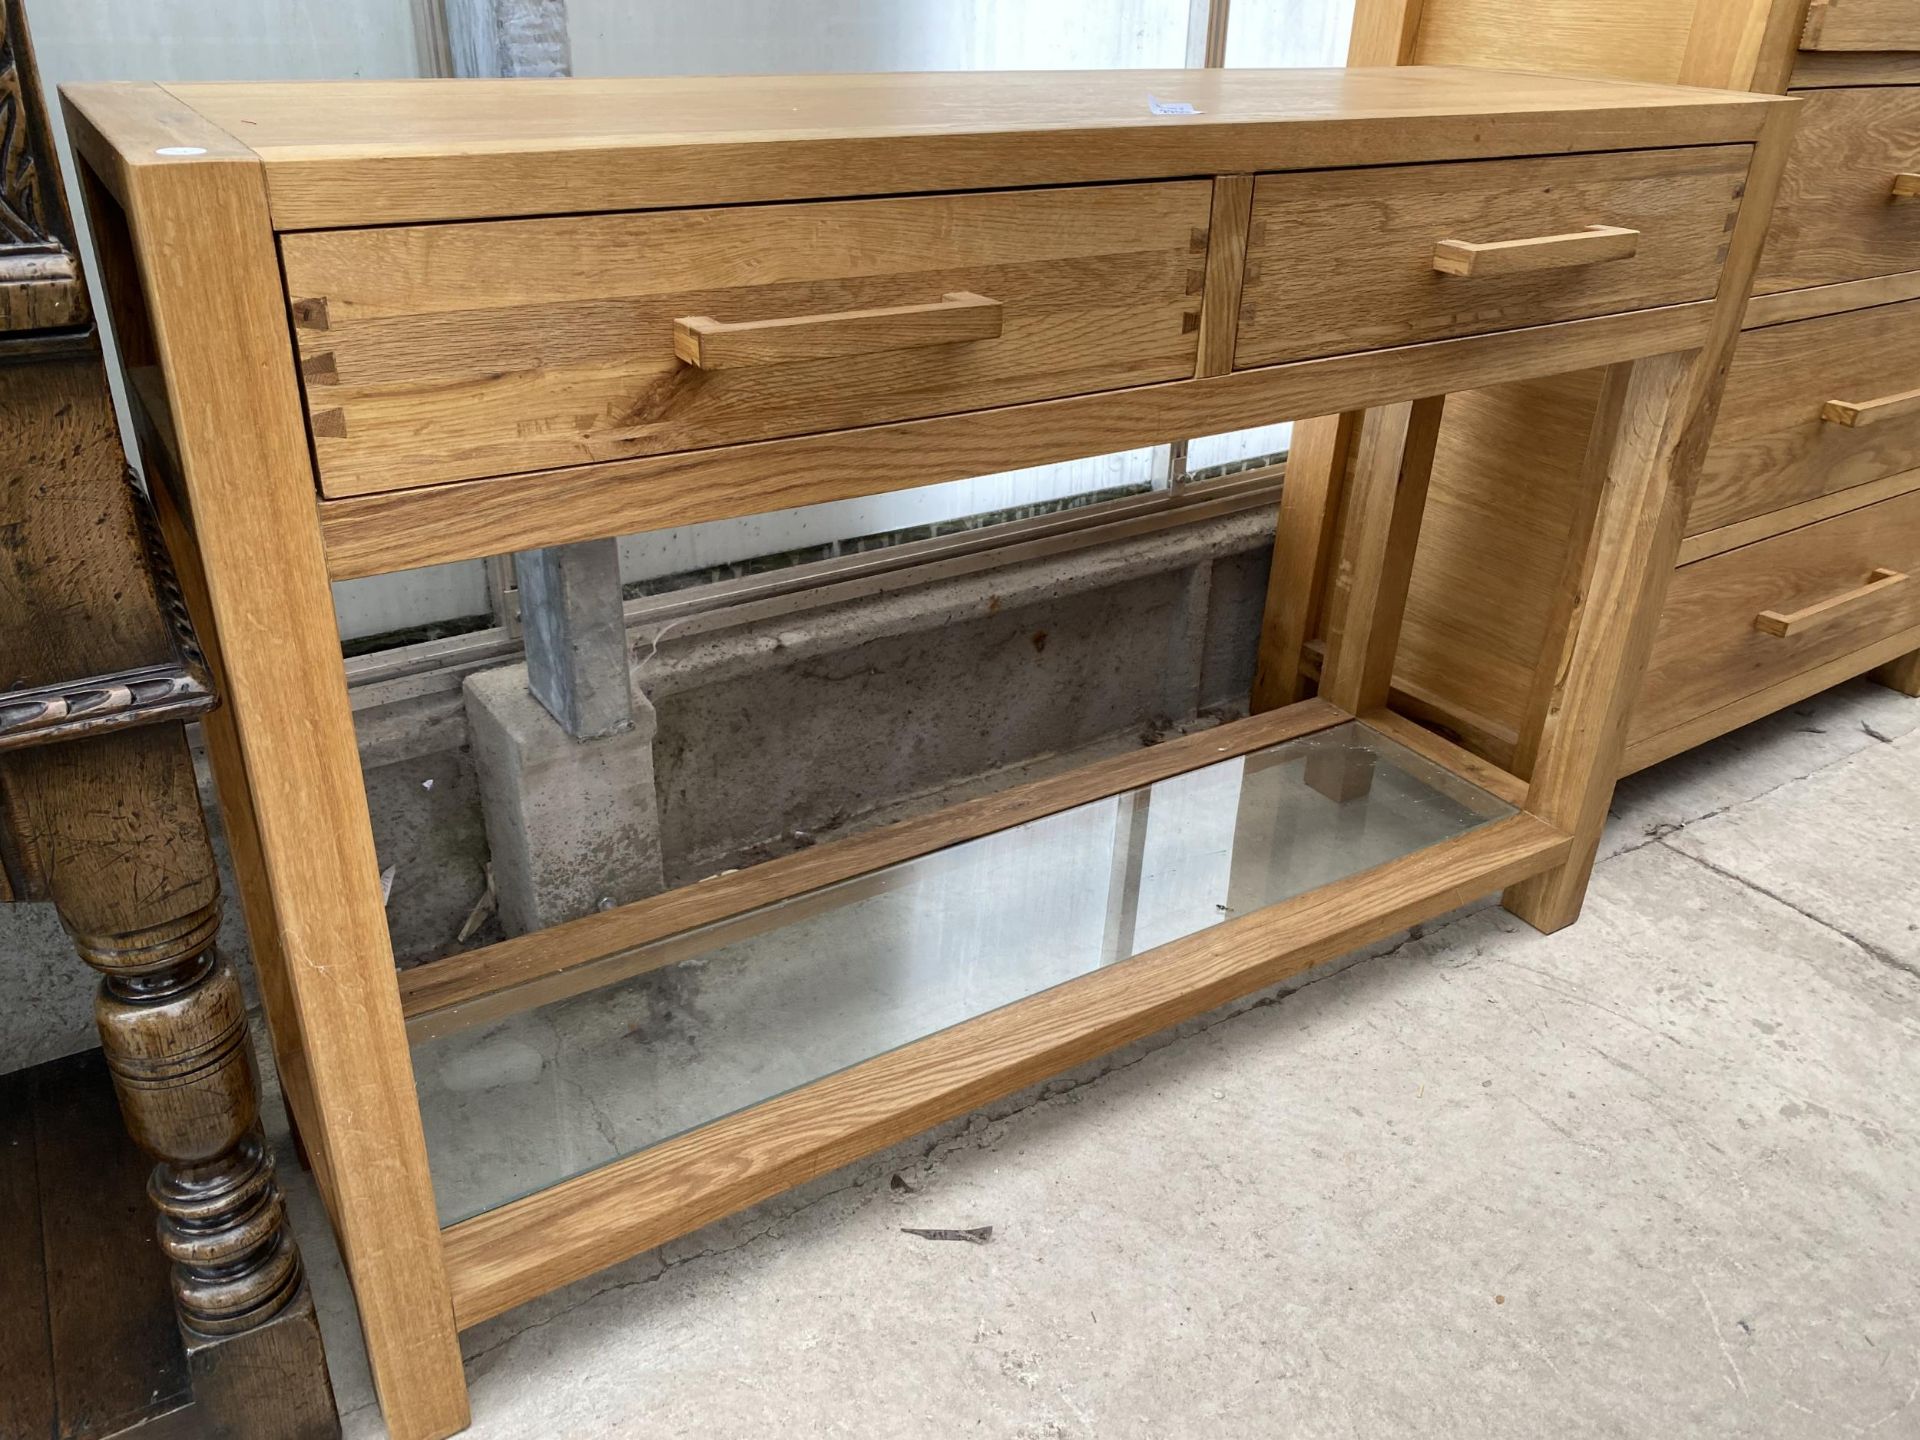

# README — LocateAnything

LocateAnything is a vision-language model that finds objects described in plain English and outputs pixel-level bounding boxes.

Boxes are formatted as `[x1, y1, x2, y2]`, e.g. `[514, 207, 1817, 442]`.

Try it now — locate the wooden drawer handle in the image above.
[1891, 173, 1920, 199]
[1754, 568, 1908, 638]
[1822, 386, 1920, 427]
[673, 292, 1002, 370]
[1430, 224, 1640, 278]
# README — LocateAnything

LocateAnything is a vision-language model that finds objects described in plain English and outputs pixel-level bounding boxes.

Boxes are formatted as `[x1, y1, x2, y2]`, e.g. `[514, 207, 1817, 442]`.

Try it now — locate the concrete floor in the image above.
[278, 677, 1920, 1439]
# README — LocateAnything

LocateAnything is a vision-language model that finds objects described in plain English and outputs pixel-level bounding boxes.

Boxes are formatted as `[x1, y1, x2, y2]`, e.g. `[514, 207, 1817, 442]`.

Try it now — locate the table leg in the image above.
[78, 114, 470, 1439]
[1505, 100, 1799, 932]
[1873, 650, 1920, 697]
[1501, 349, 1701, 932]
[1316, 397, 1447, 717]
[1250, 411, 1360, 711]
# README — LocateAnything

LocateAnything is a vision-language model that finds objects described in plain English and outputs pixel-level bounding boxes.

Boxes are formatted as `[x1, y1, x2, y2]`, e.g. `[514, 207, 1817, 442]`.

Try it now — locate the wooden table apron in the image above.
[61, 69, 1794, 1440]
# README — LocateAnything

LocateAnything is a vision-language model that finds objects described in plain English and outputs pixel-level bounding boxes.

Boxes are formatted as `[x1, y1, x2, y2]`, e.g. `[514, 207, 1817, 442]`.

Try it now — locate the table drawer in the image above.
[1692, 296, 1920, 535]
[282, 182, 1212, 496]
[1232, 145, 1749, 369]
[1633, 486, 1920, 742]
[1802, 0, 1920, 51]
[1755, 87, 1920, 294]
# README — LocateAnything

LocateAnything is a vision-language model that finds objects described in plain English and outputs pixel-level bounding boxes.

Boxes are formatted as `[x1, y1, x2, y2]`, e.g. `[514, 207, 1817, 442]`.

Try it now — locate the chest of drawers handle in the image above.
[1754, 567, 1909, 637]
[1891, 173, 1920, 199]
[1429, 224, 1639, 278]
[672, 291, 1004, 370]
[1820, 385, 1920, 428]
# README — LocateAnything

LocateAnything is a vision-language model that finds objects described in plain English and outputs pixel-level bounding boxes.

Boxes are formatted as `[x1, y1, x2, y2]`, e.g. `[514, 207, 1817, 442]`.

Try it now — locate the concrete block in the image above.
[464, 662, 664, 936]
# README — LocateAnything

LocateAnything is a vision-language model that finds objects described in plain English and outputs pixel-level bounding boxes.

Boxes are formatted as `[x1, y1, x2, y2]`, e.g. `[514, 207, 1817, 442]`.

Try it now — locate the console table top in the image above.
[66, 66, 1779, 228]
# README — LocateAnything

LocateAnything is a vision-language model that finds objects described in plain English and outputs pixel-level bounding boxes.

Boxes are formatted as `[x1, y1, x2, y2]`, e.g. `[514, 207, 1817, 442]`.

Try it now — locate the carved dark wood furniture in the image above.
[0, 3, 337, 1436]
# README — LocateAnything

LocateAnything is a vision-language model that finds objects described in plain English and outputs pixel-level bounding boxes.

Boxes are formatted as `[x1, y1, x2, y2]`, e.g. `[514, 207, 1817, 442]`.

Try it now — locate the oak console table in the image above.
[64, 69, 1791, 1439]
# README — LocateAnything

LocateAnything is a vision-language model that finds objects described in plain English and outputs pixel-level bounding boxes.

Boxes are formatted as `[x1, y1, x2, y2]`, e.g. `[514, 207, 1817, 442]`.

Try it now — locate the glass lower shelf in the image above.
[413, 720, 1514, 1225]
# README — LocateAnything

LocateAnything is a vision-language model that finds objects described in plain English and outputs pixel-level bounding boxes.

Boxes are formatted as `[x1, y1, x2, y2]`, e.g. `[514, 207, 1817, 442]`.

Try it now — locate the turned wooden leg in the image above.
[0, 725, 337, 1438]
[89, 919, 299, 1336]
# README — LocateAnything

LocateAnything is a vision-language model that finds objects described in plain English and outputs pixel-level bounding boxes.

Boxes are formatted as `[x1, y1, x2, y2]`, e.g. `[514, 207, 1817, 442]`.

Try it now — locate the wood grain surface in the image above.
[671, 292, 1004, 370]
[76, 67, 1781, 228]
[33, 1052, 191, 1440]
[1411, 0, 1698, 80]
[317, 300, 1716, 579]
[1755, 85, 1920, 293]
[0, 1068, 56, 1440]
[1387, 0, 1800, 92]
[1501, 349, 1703, 930]
[0, 360, 176, 690]
[1628, 617, 1920, 769]
[55, 65, 1801, 1422]
[1249, 411, 1360, 710]
[1693, 296, 1920, 533]
[1872, 645, 1920, 695]
[1791, 50, 1920, 86]
[1741, 265, 1920, 325]
[1800, 0, 1920, 50]
[1392, 371, 1605, 746]
[1194, 173, 1254, 378]
[1679, 464, 1920, 563]
[1319, 397, 1446, 714]
[1636, 484, 1920, 739]
[1235, 146, 1747, 366]
[281, 183, 1209, 495]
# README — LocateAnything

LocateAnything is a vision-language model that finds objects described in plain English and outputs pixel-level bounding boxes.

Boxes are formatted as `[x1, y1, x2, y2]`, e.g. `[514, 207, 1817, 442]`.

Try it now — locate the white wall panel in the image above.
[618, 446, 1167, 585]
[1226, 0, 1354, 67]
[1188, 422, 1292, 471]
[31, 0, 419, 82]
[568, 0, 1189, 75]
[330, 561, 495, 644]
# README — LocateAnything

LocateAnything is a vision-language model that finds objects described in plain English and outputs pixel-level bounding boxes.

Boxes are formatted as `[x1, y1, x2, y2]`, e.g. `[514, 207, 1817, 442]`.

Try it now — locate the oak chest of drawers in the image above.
[64, 68, 1786, 1439]
[1267, 0, 1920, 771]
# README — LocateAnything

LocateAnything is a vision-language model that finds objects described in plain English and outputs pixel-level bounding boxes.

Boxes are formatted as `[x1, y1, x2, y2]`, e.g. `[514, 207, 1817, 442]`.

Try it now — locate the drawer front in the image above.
[1693, 298, 1920, 535]
[1802, 0, 1920, 51]
[1756, 87, 1920, 294]
[1233, 146, 1749, 369]
[282, 182, 1212, 496]
[1633, 487, 1920, 742]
